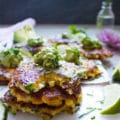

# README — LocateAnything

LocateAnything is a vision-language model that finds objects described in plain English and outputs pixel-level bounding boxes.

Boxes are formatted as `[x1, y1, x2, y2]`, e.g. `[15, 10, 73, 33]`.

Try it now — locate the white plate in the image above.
[0, 66, 119, 120]
[81, 64, 111, 85]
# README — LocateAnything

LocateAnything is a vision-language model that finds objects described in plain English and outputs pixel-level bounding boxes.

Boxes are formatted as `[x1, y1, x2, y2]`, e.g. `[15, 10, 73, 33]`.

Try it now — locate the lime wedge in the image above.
[101, 84, 120, 114]
[112, 64, 120, 82]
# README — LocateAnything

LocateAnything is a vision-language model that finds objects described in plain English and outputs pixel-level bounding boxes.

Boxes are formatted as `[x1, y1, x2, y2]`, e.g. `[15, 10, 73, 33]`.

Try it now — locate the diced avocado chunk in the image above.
[27, 38, 43, 47]
[19, 49, 32, 58]
[112, 65, 120, 82]
[81, 37, 102, 50]
[64, 46, 80, 65]
[14, 25, 36, 43]
[0, 48, 23, 68]
[57, 45, 81, 65]
[0, 101, 8, 120]
[34, 47, 60, 70]
[62, 33, 72, 39]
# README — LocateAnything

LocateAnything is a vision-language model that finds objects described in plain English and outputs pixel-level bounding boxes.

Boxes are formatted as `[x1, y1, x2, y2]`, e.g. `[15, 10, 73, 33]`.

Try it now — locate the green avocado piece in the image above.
[14, 25, 36, 43]
[57, 45, 81, 65]
[0, 48, 23, 68]
[34, 47, 60, 70]
[64, 46, 80, 65]
[81, 37, 102, 50]
[62, 33, 72, 39]
[27, 38, 43, 47]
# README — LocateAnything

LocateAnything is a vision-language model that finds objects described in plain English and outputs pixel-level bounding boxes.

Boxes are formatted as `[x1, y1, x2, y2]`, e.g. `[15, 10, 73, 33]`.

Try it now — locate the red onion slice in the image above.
[97, 29, 120, 50]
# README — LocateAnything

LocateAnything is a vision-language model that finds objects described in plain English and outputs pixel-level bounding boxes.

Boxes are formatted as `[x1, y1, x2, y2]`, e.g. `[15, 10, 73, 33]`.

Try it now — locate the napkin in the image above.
[0, 18, 36, 51]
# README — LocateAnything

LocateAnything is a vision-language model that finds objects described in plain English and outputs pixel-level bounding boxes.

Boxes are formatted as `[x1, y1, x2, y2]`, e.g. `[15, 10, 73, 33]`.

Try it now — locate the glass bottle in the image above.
[96, 1, 115, 28]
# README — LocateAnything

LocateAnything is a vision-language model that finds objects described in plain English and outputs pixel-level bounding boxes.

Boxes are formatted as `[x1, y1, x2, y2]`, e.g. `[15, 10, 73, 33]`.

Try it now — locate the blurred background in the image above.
[0, 0, 119, 24]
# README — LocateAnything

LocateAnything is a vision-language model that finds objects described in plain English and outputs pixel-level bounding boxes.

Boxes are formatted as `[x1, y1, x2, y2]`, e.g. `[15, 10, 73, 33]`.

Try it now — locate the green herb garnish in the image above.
[86, 93, 93, 96]
[69, 25, 85, 34]
[62, 26, 86, 42]
[87, 107, 102, 111]
[78, 108, 96, 119]
[91, 116, 96, 120]
[75, 106, 80, 113]
[25, 83, 34, 94]
[96, 100, 104, 104]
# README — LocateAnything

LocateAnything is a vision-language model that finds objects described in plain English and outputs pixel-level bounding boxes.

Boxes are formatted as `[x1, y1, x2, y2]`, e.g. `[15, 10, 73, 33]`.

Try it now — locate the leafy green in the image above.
[62, 26, 86, 42]
[69, 25, 85, 34]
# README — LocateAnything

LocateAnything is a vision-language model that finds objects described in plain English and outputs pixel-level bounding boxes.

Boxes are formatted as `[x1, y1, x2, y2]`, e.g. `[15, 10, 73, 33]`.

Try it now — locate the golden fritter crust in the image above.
[9, 59, 101, 94]
[83, 48, 113, 59]
[4, 91, 82, 120]
[9, 60, 82, 94]
[0, 66, 15, 85]
[10, 86, 81, 106]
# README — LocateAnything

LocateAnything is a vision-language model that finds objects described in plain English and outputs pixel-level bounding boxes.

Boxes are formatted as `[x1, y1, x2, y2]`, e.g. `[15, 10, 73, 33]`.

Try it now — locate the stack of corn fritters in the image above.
[3, 59, 83, 120]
